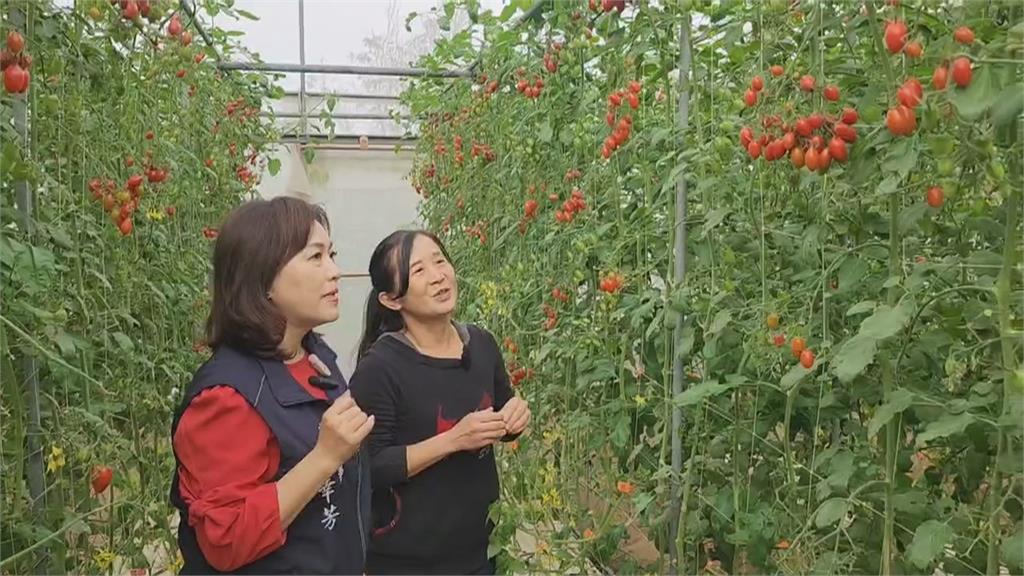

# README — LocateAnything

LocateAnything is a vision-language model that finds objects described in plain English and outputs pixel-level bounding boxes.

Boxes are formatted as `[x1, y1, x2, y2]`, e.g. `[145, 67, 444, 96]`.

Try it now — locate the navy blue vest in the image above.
[169, 332, 370, 575]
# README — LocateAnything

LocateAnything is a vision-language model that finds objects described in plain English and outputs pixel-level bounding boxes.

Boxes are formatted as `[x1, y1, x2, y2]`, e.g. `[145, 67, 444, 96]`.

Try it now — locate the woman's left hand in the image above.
[499, 397, 530, 436]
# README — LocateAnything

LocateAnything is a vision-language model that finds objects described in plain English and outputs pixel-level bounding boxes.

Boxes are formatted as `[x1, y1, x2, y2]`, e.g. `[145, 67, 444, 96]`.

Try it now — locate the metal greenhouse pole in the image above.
[6, 4, 47, 573]
[668, 10, 693, 576]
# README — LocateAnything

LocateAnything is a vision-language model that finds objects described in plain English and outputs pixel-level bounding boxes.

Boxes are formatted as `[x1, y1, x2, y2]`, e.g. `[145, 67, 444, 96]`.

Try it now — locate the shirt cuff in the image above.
[371, 446, 409, 488]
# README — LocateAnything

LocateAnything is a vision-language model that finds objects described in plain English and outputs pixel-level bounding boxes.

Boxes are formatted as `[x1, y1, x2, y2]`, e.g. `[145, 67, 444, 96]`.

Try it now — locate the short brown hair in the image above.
[205, 196, 330, 358]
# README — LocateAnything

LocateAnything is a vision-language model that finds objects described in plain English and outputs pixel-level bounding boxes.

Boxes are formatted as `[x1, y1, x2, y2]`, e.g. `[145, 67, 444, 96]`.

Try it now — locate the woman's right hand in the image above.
[447, 408, 507, 452]
[314, 392, 375, 466]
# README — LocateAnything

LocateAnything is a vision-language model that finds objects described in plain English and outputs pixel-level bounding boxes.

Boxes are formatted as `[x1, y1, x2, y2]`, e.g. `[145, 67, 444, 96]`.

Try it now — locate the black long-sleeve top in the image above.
[349, 323, 516, 574]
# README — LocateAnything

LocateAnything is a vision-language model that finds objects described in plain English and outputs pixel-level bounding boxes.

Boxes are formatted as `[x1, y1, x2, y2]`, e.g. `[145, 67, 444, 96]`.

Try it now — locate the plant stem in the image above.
[878, 193, 900, 576]
[987, 184, 1021, 574]
[861, 3, 902, 571]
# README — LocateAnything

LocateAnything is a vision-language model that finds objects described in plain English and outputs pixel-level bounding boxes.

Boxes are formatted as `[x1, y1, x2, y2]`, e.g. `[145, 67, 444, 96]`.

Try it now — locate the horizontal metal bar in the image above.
[297, 144, 416, 152]
[218, 61, 472, 78]
[278, 133, 419, 145]
[281, 132, 417, 140]
[267, 112, 408, 121]
[282, 91, 401, 101]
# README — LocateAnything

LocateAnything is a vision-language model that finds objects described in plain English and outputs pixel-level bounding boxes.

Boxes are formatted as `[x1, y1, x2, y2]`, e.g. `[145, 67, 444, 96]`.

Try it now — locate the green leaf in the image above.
[832, 334, 878, 383]
[1003, 523, 1024, 569]
[558, 127, 574, 146]
[235, 9, 258, 20]
[700, 207, 730, 238]
[633, 491, 656, 514]
[882, 275, 901, 289]
[867, 388, 914, 438]
[48, 226, 74, 251]
[906, 520, 953, 569]
[846, 301, 875, 316]
[811, 552, 845, 575]
[53, 329, 76, 358]
[611, 414, 630, 448]
[706, 309, 731, 336]
[0, 235, 23, 268]
[498, 3, 518, 21]
[836, 257, 869, 293]
[781, 363, 811, 392]
[825, 451, 856, 492]
[674, 381, 732, 407]
[111, 332, 135, 353]
[882, 138, 918, 175]
[892, 490, 929, 515]
[676, 322, 695, 359]
[860, 300, 913, 340]
[916, 412, 976, 447]
[303, 147, 316, 165]
[538, 121, 553, 143]
[20, 302, 54, 321]
[876, 176, 898, 196]
[815, 498, 848, 528]
[26, 245, 56, 275]
[898, 202, 930, 233]
[268, 158, 281, 176]
[991, 83, 1024, 128]
[951, 65, 999, 121]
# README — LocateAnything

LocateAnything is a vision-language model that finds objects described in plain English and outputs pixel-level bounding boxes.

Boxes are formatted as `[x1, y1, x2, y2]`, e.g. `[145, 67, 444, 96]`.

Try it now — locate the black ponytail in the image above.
[356, 229, 453, 361]
[357, 296, 404, 361]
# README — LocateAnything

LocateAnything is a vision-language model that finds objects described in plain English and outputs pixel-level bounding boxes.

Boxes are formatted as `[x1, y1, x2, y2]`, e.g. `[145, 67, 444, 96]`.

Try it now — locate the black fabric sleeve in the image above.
[349, 359, 409, 490]
[480, 327, 521, 442]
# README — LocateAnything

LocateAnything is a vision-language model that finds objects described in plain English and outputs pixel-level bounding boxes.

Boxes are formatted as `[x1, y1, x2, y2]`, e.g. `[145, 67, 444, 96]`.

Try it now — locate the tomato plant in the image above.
[403, 1, 1023, 574]
[1, 0, 276, 572]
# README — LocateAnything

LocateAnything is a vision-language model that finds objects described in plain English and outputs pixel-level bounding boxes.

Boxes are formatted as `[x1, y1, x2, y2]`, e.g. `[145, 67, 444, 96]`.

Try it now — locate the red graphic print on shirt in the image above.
[435, 392, 494, 435]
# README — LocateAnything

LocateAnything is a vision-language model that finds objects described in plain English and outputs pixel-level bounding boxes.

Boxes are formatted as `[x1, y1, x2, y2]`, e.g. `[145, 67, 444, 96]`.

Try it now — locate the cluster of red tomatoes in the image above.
[554, 189, 587, 224]
[599, 272, 625, 294]
[542, 304, 558, 331]
[89, 176, 141, 237]
[601, 81, 642, 159]
[89, 149, 171, 236]
[767, 313, 815, 369]
[740, 67, 859, 174]
[464, 221, 488, 246]
[543, 42, 561, 74]
[884, 22, 975, 139]
[2, 31, 31, 94]
[501, 338, 533, 387]
[589, 0, 625, 13]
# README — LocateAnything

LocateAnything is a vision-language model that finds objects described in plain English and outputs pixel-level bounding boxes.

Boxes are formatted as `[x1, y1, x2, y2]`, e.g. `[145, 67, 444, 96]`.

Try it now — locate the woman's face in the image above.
[384, 234, 457, 320]
[268, 221, 341, 330]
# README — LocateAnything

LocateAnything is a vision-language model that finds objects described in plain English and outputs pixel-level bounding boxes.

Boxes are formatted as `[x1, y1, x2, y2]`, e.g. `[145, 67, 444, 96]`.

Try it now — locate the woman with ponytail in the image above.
[349, 230, 530, 575]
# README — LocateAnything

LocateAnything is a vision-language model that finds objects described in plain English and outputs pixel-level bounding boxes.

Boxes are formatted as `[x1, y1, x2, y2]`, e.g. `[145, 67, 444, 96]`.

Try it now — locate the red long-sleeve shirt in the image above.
[172, 356, 326, 572]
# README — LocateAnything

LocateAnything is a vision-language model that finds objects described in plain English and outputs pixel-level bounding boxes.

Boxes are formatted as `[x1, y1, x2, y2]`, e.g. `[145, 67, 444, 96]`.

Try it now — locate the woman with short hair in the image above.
[170, 197, 373, 574]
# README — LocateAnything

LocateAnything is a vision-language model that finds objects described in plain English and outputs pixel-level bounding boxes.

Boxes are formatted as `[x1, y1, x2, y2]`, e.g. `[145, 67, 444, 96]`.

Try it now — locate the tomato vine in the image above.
[1, 1, 276, 572]
[403, 1, 1024, 573]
